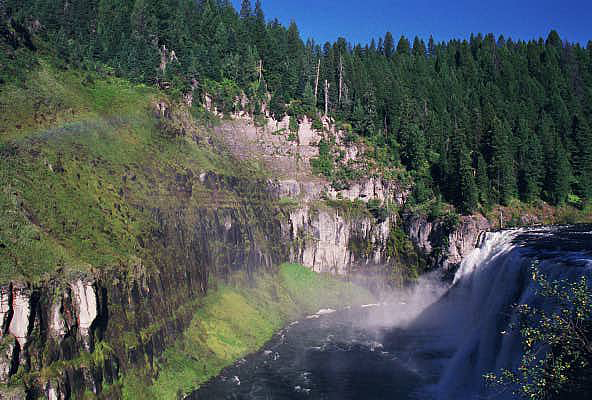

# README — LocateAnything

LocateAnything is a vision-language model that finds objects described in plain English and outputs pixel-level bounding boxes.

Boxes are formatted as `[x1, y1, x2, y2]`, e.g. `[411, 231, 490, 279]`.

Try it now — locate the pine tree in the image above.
[6, 0, 592, 210]
[396, 35, 410, 56]
[489, 117, 517, 205]
[572, 114, 592, 198]
[545, 136, 571, 205]
[517, 119, 543, 202]
[457, 143, 478, 213]
[303, 81, 316, 114]
[239, 0, 251, 20]
[412, 36, 426, 58]
[475, 152, 491, 206]
[383, 32, 394, 59]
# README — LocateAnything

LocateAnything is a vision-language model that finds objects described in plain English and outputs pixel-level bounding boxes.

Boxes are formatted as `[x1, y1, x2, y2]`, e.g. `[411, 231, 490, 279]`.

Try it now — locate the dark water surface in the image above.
[189, 225, 592, 400]
[189, 305, 437, 400]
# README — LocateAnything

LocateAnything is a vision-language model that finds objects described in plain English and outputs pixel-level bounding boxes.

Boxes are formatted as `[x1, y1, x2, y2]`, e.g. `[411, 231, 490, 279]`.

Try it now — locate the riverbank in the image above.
[121, 264, 375, 399]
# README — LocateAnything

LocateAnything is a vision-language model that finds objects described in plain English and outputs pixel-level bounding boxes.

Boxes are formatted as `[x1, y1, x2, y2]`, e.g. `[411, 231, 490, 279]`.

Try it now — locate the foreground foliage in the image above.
[485, 266, 592, 399]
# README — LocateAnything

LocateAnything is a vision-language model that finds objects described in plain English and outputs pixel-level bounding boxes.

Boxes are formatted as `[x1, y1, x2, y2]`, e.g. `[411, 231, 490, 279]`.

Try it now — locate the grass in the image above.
[277, 196, 300, 209]
[121, 263, 375, 399]
[0, 62, 266, 281]
[0, 62, 375, 397]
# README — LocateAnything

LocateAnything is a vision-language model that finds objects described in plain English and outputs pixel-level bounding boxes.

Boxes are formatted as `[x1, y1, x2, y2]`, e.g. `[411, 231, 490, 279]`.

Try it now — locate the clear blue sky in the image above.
[231, 0, 592, 45]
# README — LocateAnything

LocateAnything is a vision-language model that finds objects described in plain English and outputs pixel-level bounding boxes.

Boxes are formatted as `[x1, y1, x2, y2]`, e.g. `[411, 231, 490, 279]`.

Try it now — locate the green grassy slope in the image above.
[0, 62, 261, 282]
[0, 62, 374, 399]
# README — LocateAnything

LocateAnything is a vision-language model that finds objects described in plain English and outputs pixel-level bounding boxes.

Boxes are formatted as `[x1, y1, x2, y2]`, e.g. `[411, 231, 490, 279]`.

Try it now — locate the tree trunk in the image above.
[314, 59, 321, 101]
[338, 55, 343, 105]
[324, 79, 329, 117]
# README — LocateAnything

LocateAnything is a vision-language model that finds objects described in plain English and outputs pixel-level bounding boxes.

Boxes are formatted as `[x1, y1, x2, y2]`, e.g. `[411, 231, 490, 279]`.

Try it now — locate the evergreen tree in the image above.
[457, 143, 478, 213]
[396, 35, 410, 55]
[412, 36, 426, 58]
[545, 136, 571, 205]
[475, 152, 491, 206]
[239, 0, 251, 20]
[572, 114, 592, 198]
[383, 32, 394, 58]
[489, 117, 517, 205]
[514, 119, 541, 202]
[5, 0, 592, 210]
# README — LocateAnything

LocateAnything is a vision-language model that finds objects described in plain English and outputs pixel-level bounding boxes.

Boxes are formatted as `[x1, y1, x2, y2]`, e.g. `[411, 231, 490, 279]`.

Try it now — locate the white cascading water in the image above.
[411, 227, 592, 400]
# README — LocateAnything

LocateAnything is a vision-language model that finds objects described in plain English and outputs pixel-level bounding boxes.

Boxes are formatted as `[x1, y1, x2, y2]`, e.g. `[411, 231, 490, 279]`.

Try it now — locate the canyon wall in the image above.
[0, 111, 492, 399]
[0, 173, 287, 399]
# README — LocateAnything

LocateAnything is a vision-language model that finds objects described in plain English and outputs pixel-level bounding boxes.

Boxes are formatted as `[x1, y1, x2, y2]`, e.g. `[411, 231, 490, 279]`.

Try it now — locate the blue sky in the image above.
[231, 0, 592, 45]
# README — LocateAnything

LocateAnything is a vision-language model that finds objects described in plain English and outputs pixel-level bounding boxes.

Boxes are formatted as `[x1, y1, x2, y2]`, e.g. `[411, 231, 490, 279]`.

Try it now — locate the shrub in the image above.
[312, 117, 324, 132]
[311, 139, 334, 177]
[485, 265, 592, 399]
[289, 115, 299, 133]
[366, 199, 388, 223]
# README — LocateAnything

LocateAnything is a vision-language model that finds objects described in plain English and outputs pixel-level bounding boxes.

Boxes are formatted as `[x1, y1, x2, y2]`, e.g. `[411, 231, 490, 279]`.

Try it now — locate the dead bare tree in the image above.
[314, 59, 321, 101]
[324, 79, 330, 117]
[338, 55, 344, 105]
[258, 59, 263, 83]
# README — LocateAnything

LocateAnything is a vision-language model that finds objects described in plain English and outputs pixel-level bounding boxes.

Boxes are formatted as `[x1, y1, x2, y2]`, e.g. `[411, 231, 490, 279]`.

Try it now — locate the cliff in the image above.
[405, 213, 491, 276]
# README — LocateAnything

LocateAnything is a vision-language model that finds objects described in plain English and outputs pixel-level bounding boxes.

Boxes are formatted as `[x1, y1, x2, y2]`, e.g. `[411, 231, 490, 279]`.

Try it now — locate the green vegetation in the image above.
[1, 3, 591, 398]
[485, 266, 592, 399]
[4, 1, 591, 214]
[122, 263, 374, 399]
[386, 226, 426, 286]
[0, 62, 262, 282]
[277, 196, 300, 209]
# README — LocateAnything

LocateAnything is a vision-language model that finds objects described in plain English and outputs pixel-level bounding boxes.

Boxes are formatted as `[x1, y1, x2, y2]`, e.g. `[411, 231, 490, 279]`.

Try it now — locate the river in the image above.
[189, 225, 592, 400]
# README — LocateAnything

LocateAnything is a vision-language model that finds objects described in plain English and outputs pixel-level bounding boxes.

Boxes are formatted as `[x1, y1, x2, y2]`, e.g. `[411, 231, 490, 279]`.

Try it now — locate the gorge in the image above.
[2, 2, 592, 398]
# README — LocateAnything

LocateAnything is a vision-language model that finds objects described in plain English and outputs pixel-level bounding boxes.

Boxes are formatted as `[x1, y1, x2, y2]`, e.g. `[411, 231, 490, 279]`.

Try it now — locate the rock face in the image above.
[0, 286, 11, 335]
[0, 167, 406, 398]
[406, 213, 491, 272]
[326, 177, 408, 206]
[0, 172, 288, 399]
[8, 284, 31, 348]
[71, 280, 98, 349]
[0, 111, 492, 398]
[284, 207, 392, 275]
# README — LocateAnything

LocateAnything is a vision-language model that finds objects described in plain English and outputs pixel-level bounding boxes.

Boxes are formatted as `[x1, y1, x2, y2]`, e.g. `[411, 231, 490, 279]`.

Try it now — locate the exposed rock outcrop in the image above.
[71, 279, 97, 349]
[284, 207, 392, 275]
[0, 173, 287, 398]
[0, 106, 493, 399]
[8, 284, 30, 348]
[326, 177, 408, 206]
[406, 213, 491, 273]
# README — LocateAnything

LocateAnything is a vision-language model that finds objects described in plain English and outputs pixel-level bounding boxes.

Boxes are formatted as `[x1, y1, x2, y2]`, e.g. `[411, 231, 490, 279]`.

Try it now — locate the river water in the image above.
[189, 225, 592, 400]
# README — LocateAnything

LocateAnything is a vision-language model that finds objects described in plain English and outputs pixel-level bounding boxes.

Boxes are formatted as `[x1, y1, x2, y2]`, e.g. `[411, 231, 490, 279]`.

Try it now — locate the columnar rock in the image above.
[406, 214, 491, 271]
[48, 299, 67, 340]
[8, 284, 31, 348]
[0, 337, 15, 381]
[71, 280, 97, 349]
[0, 286, 10, 335]
[285, 207, 392, 275]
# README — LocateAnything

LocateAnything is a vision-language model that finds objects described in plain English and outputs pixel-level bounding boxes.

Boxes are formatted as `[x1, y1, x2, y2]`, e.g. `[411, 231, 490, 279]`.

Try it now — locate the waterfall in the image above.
[411, 227, 592, 399]
[189, 226, 592, 400]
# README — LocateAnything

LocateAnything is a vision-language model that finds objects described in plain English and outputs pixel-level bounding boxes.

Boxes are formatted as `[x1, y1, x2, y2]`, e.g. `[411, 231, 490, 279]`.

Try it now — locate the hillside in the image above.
[3, 0, 592, 213]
